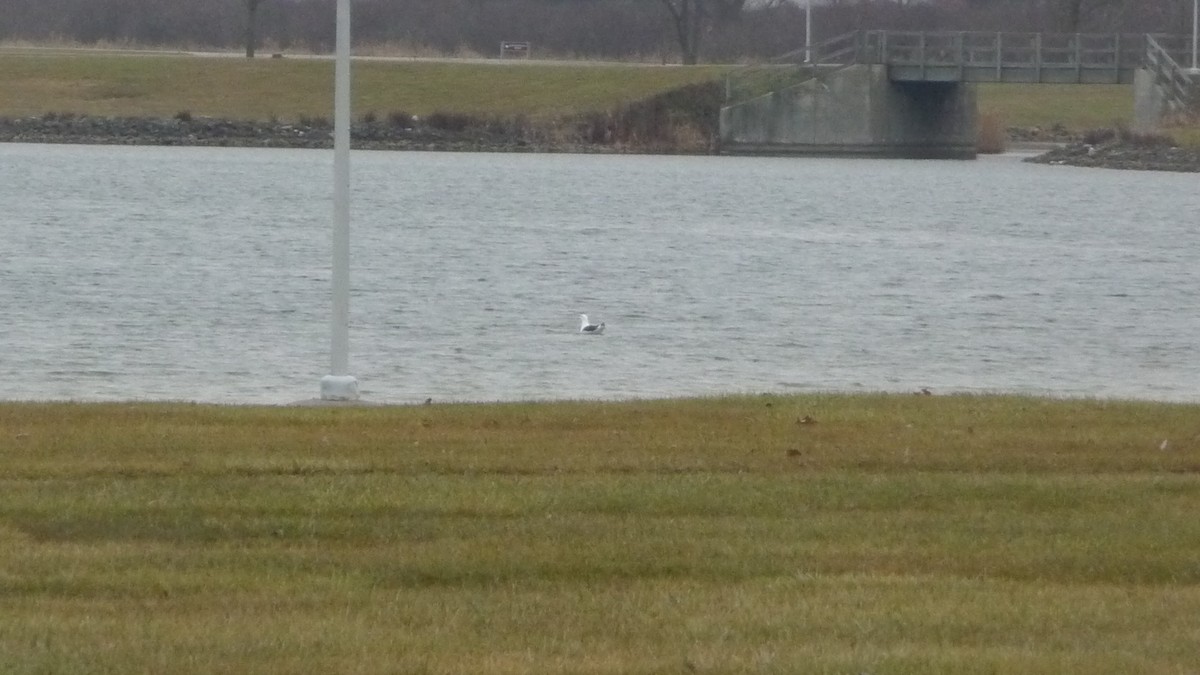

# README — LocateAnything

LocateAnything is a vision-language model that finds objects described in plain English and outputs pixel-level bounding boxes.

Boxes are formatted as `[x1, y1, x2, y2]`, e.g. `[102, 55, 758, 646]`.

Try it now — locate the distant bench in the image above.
[500, 41, 531, 59]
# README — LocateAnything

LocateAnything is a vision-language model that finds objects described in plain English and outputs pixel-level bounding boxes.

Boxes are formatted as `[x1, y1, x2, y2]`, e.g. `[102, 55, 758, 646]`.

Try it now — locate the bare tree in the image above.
[246, 0, 266, 57]
[659, 0, 747, 64]
[1, 0, 1191, 61]
[1033, 0, 1134, 31]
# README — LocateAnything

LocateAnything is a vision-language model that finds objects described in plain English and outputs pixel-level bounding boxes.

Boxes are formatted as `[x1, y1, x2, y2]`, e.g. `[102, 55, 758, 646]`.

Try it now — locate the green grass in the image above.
[4, 50, 1198, 145]
[977, 83, 1200, 145]
[2, 394, 1199, 673]
[1167, 126, 1200, 145]
[976, 83, 1134, 130]
[0, 51, 729, 122]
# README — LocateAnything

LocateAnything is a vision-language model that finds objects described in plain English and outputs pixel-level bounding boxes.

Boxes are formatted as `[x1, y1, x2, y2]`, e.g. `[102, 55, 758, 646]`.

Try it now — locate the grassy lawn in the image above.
[2, 394, 1199, 673]
[976, 83, 1133, 129]
[963, 84, 1200, 144]
[5, 50, 1199, 145]
[0, 51, 729, 122]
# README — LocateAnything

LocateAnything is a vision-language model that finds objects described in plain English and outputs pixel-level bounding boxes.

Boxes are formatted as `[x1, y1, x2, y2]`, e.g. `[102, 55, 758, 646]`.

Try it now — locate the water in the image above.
[2, 143, 1198, 404]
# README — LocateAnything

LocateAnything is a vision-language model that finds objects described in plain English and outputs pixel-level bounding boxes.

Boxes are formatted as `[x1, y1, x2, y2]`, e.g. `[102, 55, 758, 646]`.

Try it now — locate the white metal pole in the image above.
[1192, 0, 1198, 72]
[805, 0, 813, 64]
[332, 0, 350, 376]
[320, 0, 359, 401]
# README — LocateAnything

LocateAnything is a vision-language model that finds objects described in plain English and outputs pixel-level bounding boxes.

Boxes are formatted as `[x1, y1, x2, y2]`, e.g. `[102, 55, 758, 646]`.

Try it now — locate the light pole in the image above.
[1191, 0, 1199, 74]
[319, 0, 359, 401]
[805, 0, 813, 64]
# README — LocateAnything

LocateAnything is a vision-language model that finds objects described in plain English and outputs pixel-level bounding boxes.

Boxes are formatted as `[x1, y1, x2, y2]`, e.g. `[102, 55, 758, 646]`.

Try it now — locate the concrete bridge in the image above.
[719, 30, 1200, 159]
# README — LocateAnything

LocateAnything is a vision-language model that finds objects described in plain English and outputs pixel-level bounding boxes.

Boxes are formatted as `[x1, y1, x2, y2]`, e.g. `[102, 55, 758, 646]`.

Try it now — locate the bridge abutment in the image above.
[719, 65, 977, 159]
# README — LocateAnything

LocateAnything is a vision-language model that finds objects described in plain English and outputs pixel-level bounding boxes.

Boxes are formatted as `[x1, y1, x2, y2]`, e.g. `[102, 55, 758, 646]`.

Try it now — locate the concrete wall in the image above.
[719, 65, 977, 159]
[1132, 68, 1165, 133]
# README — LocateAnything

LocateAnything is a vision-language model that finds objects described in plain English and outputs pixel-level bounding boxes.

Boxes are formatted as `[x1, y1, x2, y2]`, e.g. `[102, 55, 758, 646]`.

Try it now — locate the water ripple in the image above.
[2, 146, 1199, 403]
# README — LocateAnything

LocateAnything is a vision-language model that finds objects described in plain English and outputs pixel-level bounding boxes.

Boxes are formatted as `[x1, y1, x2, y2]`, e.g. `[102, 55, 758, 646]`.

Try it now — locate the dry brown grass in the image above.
[976, 111, 1007, 154]
[1161, 112, 1200, 147]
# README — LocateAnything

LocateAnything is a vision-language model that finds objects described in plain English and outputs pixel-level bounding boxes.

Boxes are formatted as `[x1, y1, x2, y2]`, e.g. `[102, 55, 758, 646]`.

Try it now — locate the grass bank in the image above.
[2, 394, 1199, 673]
[0, 51, 728, 122]
[978, 83, 1200, 146]
[976, 83, 1132, 130]
[1, 50, 1192, 133]
[4, 50, 1200, 153]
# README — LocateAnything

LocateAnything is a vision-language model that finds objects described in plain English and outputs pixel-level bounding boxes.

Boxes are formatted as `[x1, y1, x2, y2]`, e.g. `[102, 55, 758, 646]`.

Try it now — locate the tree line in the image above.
[1, 0, 1194, 64]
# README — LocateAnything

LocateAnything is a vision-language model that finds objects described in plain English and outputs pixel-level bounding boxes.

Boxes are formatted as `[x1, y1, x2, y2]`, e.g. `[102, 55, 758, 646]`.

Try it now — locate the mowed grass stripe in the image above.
[2, 473, 1198, 672]
[4, 472, 1198, 585]
[2, 394, 1197, 476]
[1, 395, 1199, 672]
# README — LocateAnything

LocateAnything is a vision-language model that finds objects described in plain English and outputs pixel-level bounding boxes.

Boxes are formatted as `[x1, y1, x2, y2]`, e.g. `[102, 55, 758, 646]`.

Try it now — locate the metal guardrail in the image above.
[723, 31, 864, 104]
[725, 30, 1200, 106]
[812, 31, 862, 66]
[1145, 35, 1199, 114]
[858, 31, 1151, 84]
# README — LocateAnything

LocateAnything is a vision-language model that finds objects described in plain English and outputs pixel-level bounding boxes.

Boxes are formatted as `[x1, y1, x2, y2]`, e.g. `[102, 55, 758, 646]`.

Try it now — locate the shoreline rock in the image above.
[1007, 123, 1079, 146]
[0, 112, 698, 155]
[5, 114, 1198, 171]
[1024, 140, 1200, 172]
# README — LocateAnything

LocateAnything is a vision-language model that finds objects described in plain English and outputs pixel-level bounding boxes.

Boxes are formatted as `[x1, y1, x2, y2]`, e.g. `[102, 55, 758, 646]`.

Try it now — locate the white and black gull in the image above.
[579, 313, 605, 335]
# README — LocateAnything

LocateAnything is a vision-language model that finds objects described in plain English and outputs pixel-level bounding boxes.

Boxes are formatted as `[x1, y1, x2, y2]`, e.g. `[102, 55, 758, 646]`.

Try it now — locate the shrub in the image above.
[605, 81, 722, 148]
[425, 111, 477, 132]
[579, 112, 612, 144]
[1080, 127, 1115, 145]
[174, 110, 193, 122]
[298, 115, 330, 128]
[1115, 121, 1175, 147]
[387, 110, 413, 128]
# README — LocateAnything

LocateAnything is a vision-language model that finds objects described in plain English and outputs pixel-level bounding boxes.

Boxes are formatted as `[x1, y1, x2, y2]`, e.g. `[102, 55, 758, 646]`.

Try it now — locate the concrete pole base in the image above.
[320, 375, 360, 401]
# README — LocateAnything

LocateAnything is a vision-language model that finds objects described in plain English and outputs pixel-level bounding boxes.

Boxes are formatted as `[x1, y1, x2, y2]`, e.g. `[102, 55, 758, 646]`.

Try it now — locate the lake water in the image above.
[2, 142, 1198, 404]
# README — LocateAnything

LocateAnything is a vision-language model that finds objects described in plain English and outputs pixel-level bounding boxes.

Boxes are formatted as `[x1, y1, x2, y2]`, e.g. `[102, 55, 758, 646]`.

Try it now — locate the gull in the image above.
[579, 313, 605, 335]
